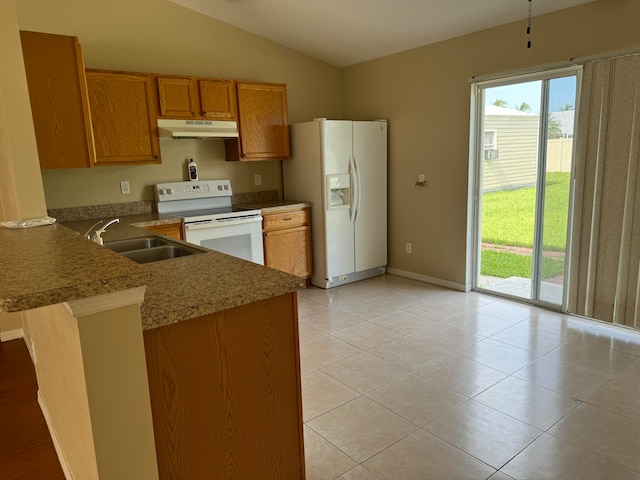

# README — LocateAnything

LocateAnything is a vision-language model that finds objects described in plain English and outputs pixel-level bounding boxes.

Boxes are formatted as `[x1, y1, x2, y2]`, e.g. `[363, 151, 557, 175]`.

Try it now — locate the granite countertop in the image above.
[1, 213, 305, 330]
[0, 223, 150, 313]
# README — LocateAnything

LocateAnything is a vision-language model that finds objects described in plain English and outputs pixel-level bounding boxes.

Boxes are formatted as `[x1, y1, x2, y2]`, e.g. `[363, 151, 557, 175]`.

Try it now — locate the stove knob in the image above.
[217, 185, 223, 190]
[224, 185, 229, 190]
[158, 189, 165, 195]
[166, 188, 173, 195]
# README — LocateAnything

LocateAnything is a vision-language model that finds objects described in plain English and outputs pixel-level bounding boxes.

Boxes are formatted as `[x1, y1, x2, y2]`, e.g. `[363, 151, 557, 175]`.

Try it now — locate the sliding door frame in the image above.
[469, 66, 582, 310]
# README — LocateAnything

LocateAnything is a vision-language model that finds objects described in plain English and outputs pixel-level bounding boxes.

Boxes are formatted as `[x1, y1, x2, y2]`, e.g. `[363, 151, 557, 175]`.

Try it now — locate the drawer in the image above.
[263, 209, 309, 230]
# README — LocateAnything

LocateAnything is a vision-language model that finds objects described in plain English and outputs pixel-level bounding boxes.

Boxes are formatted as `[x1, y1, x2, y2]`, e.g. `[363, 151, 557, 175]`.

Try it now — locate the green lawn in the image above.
[481, 172, 570, 279]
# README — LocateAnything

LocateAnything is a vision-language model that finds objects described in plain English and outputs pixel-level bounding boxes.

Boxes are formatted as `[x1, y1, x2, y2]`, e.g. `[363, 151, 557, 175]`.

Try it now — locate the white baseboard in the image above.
[387, 268, 470, 292]
[38, 391, 74, 480]
[0, 327, 24, 342]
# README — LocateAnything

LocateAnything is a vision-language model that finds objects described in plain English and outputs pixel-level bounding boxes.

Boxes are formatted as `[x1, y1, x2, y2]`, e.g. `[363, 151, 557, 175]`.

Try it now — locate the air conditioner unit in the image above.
[484, 148, 499, 160]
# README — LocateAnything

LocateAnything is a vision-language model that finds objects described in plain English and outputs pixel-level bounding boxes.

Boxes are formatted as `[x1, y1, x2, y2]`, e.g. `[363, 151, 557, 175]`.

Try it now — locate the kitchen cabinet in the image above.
[144, 293, 305, 479]
[156, 76, 237, 120]
[141, 222, 183, 240]
[19, 31, 95, 169]
[263, 208, 312, 279]
[225, 82, 290, 161]
[85, 70, 161, 165]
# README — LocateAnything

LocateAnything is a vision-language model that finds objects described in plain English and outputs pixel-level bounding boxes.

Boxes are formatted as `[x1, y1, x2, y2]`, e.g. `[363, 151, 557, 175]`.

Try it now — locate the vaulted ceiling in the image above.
[169, 0, 596, 67]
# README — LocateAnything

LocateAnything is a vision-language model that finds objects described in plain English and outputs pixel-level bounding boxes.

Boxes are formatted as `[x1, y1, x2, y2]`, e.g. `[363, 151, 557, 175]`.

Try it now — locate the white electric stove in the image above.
[155, 180, 264, 265]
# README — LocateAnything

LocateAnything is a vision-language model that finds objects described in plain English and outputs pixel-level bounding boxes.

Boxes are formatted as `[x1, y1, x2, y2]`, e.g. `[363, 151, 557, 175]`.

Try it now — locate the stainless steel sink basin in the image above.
[104, 235, 206, 264]
[104, 236, 170, 253]
[120, 245, 202, 264]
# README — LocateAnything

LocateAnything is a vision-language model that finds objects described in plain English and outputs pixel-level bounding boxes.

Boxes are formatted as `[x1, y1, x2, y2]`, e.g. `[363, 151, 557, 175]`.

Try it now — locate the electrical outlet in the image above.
[405, 242, 412, 253]
[254, 174, 262, 186]
[120, 180, 130, 194]
[418, 173, 426, 183]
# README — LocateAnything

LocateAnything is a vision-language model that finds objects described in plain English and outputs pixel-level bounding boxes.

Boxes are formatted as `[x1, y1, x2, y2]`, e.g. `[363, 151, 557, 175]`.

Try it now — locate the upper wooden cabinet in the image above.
[225, 82, 290, 162]
[86, 70, 161, 166]
[156, 76, 237, 121]
[20, 31, 95, 169]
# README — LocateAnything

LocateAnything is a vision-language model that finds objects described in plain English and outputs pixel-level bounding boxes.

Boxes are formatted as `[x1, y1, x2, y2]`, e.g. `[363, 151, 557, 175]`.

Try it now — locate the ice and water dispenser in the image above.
[326, 174, 351, 210]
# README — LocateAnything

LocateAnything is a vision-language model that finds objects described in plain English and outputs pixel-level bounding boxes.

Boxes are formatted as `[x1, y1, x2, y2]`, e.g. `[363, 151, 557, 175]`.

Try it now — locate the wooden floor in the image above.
[0, 339, 65, 479]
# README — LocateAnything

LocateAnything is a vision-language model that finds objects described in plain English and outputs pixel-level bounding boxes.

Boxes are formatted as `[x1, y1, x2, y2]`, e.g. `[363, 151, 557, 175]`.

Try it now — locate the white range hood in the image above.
[157, 119, 239, 139]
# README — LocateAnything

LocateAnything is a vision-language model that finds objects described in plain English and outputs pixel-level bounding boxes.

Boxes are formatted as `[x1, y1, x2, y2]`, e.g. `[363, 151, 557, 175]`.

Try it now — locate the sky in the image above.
[484, 76, 577, 114]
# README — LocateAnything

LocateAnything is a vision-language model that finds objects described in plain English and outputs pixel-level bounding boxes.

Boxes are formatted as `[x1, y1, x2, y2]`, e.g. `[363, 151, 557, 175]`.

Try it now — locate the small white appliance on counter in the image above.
[155, 180, 264, 265]
[283, 119, 388, 288]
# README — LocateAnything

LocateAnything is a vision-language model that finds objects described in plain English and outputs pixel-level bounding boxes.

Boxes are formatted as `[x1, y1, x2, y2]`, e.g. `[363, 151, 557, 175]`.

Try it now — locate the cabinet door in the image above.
[227, 82, 290, 161]
[199, 79, 237, 120]
[86, 71, 161, 165]
[20, 31, 95, 169]
[264, 226, 312, 278]
[157, 76, 198, 118]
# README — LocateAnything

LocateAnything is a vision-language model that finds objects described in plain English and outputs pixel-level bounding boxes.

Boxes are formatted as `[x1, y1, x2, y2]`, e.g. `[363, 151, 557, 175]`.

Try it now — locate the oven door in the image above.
[184, 217, 264, 265]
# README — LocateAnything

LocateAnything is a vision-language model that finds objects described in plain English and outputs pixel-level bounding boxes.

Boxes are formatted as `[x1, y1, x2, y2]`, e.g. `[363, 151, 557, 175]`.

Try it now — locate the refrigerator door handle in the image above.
[351, 155, 361, 223]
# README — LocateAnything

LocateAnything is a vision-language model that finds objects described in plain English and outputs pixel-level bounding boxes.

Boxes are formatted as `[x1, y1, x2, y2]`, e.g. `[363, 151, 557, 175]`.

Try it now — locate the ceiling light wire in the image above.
[527, 0, 532, 48]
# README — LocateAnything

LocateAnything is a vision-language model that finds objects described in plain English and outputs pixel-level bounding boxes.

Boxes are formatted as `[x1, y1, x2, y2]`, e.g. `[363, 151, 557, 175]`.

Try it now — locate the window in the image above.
[483, 129, 498, 160]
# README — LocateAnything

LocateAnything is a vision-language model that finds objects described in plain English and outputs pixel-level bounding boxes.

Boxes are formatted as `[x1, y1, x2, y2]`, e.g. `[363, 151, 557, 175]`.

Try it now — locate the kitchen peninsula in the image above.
[0, 217, 306, 479]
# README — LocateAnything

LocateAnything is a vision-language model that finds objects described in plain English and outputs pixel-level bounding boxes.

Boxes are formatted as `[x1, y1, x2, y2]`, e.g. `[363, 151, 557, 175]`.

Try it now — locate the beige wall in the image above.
[0, 0, 48, 337]
[0, 0, 46, 222]
[26, 304, 100, 479]
[15, 0, 344, 208]
[26, 298, 158, 479]
[343, 0, 640, 287]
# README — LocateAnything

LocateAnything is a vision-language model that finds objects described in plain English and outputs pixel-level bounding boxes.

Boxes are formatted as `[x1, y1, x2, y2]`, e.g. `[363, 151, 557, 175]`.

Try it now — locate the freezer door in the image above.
[322, 121, 356, 278]
[353, 121, 388, 271]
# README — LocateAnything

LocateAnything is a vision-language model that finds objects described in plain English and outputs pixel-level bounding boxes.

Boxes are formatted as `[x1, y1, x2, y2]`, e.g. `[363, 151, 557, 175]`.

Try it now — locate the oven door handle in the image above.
[184, 216, 263, 230]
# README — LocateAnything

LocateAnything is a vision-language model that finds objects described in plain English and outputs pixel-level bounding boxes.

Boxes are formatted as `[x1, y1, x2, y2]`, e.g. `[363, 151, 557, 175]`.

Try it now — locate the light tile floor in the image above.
[298, 274, 640, 480]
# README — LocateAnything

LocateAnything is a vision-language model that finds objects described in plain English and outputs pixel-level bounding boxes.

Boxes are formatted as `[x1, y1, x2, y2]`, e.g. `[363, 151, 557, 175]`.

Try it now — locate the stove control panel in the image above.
[155, 180, 232, 201]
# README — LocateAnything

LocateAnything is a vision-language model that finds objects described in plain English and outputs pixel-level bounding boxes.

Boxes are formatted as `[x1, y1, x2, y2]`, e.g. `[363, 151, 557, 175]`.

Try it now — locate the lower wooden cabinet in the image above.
[143, 293, 305, 479]
[141, 222, 183, 240]
[263, 208, 312, 279]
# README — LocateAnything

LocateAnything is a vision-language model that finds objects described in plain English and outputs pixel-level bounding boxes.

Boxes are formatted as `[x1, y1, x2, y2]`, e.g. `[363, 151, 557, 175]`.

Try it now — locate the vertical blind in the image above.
[569, 53, 640, 328]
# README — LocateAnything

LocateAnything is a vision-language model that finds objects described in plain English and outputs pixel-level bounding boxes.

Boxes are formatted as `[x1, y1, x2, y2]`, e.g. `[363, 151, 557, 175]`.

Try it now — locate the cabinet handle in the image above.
[283, 217, 292, 221]
[264, 233, 269, 237]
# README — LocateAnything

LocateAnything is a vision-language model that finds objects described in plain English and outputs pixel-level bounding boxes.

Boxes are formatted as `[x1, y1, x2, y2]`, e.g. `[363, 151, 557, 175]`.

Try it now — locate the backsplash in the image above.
[48, 191, 280, 222]
[41, 138, 283, 209]
[231, 190, 279, 206]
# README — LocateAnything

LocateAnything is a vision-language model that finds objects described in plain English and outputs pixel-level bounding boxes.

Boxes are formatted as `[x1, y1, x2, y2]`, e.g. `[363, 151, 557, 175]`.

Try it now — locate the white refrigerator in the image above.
[283, 119, 388, 288]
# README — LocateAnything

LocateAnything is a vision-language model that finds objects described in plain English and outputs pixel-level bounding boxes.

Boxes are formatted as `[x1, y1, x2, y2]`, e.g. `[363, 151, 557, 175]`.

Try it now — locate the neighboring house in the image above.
[482, 105, 539, 192]
[482, 106, 575, 192]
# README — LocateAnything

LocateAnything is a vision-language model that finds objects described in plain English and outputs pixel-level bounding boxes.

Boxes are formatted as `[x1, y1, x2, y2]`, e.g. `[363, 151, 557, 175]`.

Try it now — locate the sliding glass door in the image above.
[472, 68, 579, 307]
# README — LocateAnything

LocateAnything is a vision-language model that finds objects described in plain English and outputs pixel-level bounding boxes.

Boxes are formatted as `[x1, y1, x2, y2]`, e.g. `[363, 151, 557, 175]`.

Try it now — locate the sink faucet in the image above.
[85, 218, 119, 245]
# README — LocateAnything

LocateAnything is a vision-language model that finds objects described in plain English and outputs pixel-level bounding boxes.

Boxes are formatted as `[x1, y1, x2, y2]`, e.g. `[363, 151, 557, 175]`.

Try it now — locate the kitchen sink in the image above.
[104, 235, 207, 264]
[103, 236, 170, 253]
[120, 245, 201, 264]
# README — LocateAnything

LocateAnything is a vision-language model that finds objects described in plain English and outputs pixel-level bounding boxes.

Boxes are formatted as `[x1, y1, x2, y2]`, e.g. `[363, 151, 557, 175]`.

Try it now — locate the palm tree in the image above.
[517, 102, 531, 112]
[493, 99, 507, 107]
[547, 114, 563, 139]
[560, 103, 574, 111]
